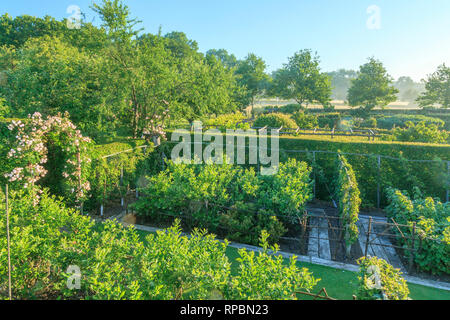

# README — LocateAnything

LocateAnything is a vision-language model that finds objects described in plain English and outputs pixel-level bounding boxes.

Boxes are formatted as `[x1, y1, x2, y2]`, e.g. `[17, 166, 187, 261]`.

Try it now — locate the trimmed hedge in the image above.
[276, 135, 450, 208]
[166, 130, 449, 208]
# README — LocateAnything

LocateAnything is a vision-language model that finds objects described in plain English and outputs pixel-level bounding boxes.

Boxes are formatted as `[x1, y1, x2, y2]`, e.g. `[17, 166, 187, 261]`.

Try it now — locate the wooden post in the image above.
[120, 166, 124, 208]
[101, 175, 106, 217]
[5, 185, 12, 300]
[377, 155, 381, 209]
[299, 212, 308, 253]
[446, 161, 449, 203]
[313, 151, 316, 199]
[364, 217, 373, 258]
[409, 222, 416, 273]
[76, 151, 83, 215]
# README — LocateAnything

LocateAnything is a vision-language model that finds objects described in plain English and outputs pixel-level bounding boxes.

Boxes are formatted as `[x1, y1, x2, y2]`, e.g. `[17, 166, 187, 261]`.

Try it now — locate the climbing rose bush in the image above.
[4, 112, 92, 203]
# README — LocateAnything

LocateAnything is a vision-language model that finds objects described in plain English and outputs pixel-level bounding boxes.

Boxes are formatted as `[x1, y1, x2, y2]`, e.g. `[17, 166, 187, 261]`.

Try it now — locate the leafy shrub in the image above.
[389, 121, 449, 144]
[292, 111, 318, 129]
[253, 113, 297, 129]
[376, 114, 444, 130]
[0, 188, 318, 300]
[204, 112, 250, 131]
[226, 231, 319, 299]
[335, 154, 361, 255]
[361, 117, 377, 128]
[385, 188, 450, 275]
[277, 104, 303, 114]
[356, 256, 410, 300]
[316, 113, 341, 128]
[87, 140, 151, 210]
[220, 202, 286, 245]
[132, 158, 313, 245]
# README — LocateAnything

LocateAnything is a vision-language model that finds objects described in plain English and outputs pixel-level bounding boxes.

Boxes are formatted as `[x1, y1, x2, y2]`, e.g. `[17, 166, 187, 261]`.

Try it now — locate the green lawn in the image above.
[134, 229, 450, 300]
[132, 230, 450, 300]
[226, 246, 450, 300]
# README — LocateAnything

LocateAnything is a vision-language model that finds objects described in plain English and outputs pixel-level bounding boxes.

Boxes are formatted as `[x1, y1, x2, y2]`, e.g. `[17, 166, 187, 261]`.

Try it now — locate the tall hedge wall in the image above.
[166, 131, 449, 208]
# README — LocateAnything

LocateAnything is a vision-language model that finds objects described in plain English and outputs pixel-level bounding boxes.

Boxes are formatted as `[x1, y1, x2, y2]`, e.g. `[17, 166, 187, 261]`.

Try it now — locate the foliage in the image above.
[226, 231, 319, 299]
[235, 53, 270, 108]
[0, 1, 243, 139]
[292, 112, 318, 129]
[0, 36, 112, 139]
[0, 189, 318, 300]
[87, 141, 151, 210]
[385, 188, 450, 275]
[204, 112, 250, 131]
[356, 256, 410, 300]
[316, 113, 341, 128]
[132, 159, 313, 245]
[389, 121, 449, 144]
[3, 113, 92, 205]
[417, 64, 450, 109]
[206, 49, 238, 69]
[254, 113, 297, 129]
[270, 50, 332, 108]
[348, 57, 399, 112]
[277, 103, 303, 114]
[375, 114, 444, 130]
[335, 154, 361, 254]
[0, 13, 108, 51]
[0, 115, 152, 211]
[361, 117, 377, 128]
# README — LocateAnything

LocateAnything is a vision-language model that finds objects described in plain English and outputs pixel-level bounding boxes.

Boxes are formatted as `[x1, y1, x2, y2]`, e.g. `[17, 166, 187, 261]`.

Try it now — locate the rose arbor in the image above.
[5, 112, 92, 209]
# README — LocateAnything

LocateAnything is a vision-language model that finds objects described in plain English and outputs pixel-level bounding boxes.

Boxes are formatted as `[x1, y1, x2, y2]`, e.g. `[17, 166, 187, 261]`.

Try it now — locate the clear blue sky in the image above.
[2, 0, 450, 81]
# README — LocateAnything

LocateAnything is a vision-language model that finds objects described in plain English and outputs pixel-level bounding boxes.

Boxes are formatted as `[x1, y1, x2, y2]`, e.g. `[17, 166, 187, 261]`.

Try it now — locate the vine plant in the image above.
[336, 153, 361, 256]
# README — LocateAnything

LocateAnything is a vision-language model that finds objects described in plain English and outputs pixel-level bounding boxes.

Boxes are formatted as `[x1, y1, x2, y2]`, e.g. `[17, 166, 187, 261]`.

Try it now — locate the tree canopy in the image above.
[0, 0, 245, 140]
[347, 57, 398, 111]
[235, 53, 270, 109]
[417, 64, 450, 109]
[270, 50, 331, 108]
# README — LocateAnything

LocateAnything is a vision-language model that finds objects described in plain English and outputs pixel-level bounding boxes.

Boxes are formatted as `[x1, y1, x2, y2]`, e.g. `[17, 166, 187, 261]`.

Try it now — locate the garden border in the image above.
[106, 211, 450, 292]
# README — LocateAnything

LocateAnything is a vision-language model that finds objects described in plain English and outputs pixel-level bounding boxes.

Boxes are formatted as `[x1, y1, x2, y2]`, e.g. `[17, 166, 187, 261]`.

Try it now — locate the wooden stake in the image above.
[312, 151, 316, 199]
[6, 185, 12, 300]
[377, 155, 381, 209]
[409, 222, 416, 273]
[365, 217, 373, 258]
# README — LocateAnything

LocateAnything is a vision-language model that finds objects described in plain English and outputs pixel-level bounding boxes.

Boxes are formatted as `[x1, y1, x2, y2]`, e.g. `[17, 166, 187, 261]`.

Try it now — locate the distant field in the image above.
[254, 99, 420, 110]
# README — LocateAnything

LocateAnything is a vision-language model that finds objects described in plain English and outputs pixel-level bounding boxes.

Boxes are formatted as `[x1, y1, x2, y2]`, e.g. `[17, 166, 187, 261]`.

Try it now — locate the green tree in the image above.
[417, 64, 450, 109]
[206, 49, 238, 69]
[235, 53, 270, 111]
[348, 57, 398, 111]
[270, 49, 331, 108]
[0, 13, 108, 52]
[0, 36, 109, 137]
